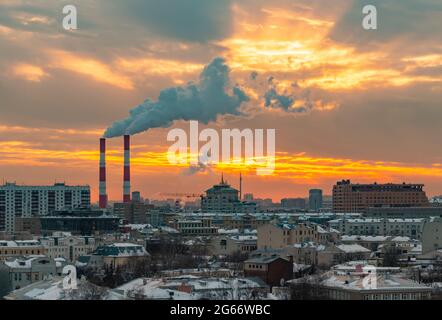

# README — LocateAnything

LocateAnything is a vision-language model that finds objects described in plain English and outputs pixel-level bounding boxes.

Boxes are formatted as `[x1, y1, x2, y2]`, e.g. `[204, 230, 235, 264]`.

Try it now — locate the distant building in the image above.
[244, 193, 254, 201]
[14, 217, 41, 235]
[40, 209, 119, 236]
[281, 198, 306, 210]
[131, 191, 141, 202]
[309, 189, 323, 211]
[114, 202, 154, 224]
[172, 218, 218, 236]
[328, 218, 426, 239]
[366, 206, 442, 218]
[332, 180, 429, 213]
[0, 182, 90, 233]
[322, 195, 333, 210]
[201, 176, 255, 213]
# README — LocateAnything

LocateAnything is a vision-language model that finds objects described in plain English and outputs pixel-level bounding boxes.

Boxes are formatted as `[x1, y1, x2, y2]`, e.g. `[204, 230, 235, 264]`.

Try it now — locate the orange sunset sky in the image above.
[1, 0, 442, 203]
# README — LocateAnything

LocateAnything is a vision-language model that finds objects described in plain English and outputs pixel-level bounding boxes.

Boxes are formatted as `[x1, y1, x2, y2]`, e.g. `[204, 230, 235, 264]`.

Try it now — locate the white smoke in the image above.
[104, 57, 249, 138]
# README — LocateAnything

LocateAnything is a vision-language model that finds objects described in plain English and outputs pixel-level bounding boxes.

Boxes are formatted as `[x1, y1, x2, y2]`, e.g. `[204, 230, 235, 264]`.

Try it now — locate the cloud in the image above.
[49, 50, 134, 90]
[104, 57, 249, 137]
[182, 161, 212, 175]
[12, 63, 48, 82]
[119, 0, 234, 42]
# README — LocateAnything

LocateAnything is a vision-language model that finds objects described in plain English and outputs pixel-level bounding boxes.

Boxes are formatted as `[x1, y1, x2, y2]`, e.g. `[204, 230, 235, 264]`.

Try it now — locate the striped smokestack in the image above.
[99, 138, 108, 209]
[123, 134, 131, 202]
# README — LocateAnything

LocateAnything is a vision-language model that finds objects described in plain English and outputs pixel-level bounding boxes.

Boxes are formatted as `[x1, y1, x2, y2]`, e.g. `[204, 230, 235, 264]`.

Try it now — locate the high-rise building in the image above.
[0, 182, 90, 233]
[332, 180, 429, 213]
[281, 198, 306, 209]
[131, 191, 141, 202]
[309, 189, 323, 211]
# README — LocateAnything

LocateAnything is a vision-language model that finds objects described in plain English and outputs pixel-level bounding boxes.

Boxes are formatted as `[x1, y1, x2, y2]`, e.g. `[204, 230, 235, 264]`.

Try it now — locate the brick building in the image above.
[244, 255, 293, 287]
[332, 180, 429, 213]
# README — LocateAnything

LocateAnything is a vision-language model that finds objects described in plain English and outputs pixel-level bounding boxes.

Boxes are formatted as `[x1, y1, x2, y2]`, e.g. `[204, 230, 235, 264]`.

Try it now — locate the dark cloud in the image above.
[118, 0, 233, 42]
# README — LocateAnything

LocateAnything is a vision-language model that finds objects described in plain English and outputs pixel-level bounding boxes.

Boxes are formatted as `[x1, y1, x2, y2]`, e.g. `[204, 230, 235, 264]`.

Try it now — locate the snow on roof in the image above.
[159, 226, 179, 233]
[321, 272, 430, 291]
[230, 235, 257, 241]
[94, 243, 149, 257]
[387, 218, 425, 223]
[114, 278, 196, 300]
[4, 255, 48, 268]
[336, 244, 371, 253]
[0, 240, 41, 247]
[125, 224, 150, 230]
[341, 235, 390, 242]
[391, 236, 412, 242]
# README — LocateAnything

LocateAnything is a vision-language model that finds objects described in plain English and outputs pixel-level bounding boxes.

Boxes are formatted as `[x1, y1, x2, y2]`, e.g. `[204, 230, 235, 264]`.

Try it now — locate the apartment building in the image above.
[0, 182, 90, 233]
[328, 218, 426, 239]
[171, 218, 218, 236]
[332, 180, 429, 213]
[257, 223, 338, 249]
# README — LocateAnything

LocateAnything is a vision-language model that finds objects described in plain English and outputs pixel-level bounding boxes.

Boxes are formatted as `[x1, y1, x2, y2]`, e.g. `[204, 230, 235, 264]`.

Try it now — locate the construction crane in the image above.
[158, 192, 203, 198]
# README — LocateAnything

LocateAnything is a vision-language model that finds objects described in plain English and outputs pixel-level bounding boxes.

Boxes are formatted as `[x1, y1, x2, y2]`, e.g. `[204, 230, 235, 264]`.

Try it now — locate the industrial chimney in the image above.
[123, 134, 131, 202]
[99, 138, 108, 209]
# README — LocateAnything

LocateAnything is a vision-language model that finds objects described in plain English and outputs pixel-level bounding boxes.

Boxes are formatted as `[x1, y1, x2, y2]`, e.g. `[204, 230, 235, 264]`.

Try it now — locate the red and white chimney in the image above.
[99, 138, 108, 209]
[123, 134, 131, 203]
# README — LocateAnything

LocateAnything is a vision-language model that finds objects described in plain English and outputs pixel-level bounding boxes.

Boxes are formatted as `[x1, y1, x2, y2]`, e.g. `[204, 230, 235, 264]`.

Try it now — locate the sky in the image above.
[1, 0, 442, 203]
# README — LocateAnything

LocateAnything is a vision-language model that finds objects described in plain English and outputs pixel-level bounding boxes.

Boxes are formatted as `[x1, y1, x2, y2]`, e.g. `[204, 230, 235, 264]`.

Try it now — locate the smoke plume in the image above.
[104, 57, 249, 138]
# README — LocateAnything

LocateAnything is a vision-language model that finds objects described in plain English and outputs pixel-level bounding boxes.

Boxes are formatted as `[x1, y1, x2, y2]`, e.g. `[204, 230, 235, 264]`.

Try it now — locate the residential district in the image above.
[2, 175, 442, 301]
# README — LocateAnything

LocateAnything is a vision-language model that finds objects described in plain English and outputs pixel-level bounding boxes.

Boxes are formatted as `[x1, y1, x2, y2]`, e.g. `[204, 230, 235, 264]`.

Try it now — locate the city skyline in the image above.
[2, 0, 442, 202]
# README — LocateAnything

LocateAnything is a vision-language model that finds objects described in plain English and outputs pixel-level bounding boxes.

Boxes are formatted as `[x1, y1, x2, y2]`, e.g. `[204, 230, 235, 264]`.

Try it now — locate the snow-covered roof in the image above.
[94, 243, 149, 257]
[341, 235, 390, 242]
[0, 240, 41, 247]
[114, 276, 267, 299]
[321, 272, 430, 292]
[4, 255, 48, 269]
[336, 244, 371, 253]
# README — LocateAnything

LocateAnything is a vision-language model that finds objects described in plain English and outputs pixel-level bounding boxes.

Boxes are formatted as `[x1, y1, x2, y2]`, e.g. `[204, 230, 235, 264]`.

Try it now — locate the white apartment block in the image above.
[0, 182, 90, 233]
[328, 218, 426, 239]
